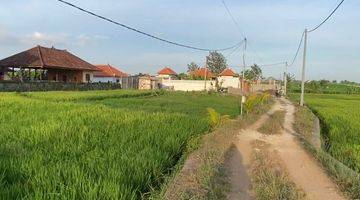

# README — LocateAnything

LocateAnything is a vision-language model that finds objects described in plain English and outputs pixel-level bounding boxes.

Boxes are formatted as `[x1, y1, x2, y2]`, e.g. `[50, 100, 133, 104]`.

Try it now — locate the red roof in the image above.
[94, 64, 128, 78]
[219, 68, 236, 76]
[0, 45, 98, 71]
[158, 67, 177, 75]
[190, 68, 214, 78]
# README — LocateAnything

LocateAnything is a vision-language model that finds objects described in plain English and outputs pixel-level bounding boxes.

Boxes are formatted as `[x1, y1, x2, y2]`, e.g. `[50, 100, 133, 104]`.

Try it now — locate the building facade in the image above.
[93, 64, 128, 83]
[0, 45, 98, 83]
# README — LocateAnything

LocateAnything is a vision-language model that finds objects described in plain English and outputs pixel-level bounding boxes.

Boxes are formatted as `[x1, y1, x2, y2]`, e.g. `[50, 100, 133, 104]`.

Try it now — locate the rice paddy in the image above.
[0, 90, 240, 199]
[290, 93, 360, 173]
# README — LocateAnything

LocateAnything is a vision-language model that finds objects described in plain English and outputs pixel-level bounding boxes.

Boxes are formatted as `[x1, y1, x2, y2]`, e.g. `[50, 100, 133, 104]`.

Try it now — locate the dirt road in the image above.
[228, 98, 346, 200]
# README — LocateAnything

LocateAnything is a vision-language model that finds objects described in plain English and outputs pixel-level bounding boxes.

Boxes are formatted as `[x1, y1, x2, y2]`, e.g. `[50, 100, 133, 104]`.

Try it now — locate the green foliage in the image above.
[187, 62, 199, 73]
[290, 93, 360, 173]
[206, 108, 230, 128]
[0, 90, 240, 199]
[242, 64, 262, 81]
[244, 92, 271, 114]
[288, 81, 360, 94]
[177, 73, 188, 80]
[206, 52, 227, 75]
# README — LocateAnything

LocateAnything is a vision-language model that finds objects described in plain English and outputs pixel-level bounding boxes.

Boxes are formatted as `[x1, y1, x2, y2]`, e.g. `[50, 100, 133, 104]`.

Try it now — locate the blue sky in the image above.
[0, 0, 359, 81]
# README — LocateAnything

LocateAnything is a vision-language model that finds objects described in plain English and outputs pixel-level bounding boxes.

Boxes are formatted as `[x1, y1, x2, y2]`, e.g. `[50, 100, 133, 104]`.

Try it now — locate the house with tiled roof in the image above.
[0, 45, 98, 83]
[218, 68, 240, 88]
[189, 68, 214, 79]
[219, 68, 236, 77]
[93, 64, 128, 83]
[157, 67, 177, 80]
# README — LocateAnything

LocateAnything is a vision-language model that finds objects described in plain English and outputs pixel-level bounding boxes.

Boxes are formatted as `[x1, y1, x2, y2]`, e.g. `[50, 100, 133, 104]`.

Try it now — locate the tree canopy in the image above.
[243, 64, 262, 81]
[206, 51, 227, 75]
[187, 62, 199, 73]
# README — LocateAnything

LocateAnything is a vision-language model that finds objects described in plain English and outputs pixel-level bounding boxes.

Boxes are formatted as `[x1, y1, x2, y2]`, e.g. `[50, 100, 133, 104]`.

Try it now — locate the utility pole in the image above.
[204, 55, 208, 91]
[300, 29, 308, 106]
[284, 62, 288, 96]
[240, 38, 247, 116]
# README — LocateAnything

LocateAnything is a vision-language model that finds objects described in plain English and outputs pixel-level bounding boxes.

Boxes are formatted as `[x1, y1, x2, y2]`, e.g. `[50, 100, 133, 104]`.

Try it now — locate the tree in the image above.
[286, 73, 295, 83]
[187, 62, 199, 73]
[242, 64, 262, 81]
[177, 73, 188, 80]
[206, 51, 227, 75]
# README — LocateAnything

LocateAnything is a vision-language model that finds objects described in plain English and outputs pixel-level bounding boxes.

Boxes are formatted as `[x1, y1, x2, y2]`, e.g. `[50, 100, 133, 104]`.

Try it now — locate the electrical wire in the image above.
[226, 40, 245, 58]
[308, 0, 345, 32]
[222, 0, 245, 38]
[57, 0, 243, 52]
[258, 62, 286, 67]
[288, 31, 305, 67]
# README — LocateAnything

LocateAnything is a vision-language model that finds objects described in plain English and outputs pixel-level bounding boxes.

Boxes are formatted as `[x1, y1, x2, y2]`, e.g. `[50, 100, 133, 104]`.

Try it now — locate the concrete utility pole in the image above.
[204, 55, 208, 91]
[240, 38, 247, 116]
[284, 62, 288, 96]
[300, 29, 308, 106]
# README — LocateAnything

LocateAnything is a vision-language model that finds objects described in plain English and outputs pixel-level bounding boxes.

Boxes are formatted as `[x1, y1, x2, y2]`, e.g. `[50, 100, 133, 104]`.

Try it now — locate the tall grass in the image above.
[0, 91, 240, 199]
[289, 93, 360, 173]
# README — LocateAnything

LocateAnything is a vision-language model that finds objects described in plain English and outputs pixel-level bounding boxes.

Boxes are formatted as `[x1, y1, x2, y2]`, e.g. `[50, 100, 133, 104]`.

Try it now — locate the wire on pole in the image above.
[57, 0, 243, 52]
[308, 0, 345, 33]
[288, 31, 305, 67]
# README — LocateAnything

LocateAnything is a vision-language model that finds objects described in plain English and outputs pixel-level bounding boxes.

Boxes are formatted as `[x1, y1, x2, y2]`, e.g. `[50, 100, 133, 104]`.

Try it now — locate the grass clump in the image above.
[250, 140, 305, 200]
[258, 110, 286, 135]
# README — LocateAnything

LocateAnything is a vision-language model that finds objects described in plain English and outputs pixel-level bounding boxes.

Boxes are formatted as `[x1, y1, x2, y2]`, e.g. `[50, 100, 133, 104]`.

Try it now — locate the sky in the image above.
[0, 0, 359, 82]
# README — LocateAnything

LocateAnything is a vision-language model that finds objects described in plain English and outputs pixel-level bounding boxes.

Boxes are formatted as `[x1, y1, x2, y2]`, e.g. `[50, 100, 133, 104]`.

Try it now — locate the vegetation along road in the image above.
[227, 99, 345, 200]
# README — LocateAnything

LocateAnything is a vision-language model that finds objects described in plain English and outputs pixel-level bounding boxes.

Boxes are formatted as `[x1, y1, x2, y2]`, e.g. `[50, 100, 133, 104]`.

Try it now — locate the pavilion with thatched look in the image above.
[0, 45, 98, 83]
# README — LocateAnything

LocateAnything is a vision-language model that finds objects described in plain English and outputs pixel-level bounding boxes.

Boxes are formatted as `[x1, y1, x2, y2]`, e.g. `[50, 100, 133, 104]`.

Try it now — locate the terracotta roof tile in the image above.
[219, 68, 236, 76]
[0, 45, 98, 71]
[190, 68, 214, 78]
[158, 67, 177, 75]
[94, 64, 128, 77]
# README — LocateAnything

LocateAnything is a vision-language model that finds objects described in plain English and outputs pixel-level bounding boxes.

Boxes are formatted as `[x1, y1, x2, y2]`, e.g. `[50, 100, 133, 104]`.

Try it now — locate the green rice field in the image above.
[291, 93, 360, 173]
[0, 90, 240, 199]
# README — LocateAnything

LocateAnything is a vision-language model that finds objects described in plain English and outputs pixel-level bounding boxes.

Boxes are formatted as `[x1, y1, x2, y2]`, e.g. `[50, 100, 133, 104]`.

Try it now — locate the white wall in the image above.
[218, 76, 241, 88]
[161, 78, 277, 92]
[82, 71, 94, 82]
[161, 80, 216, 91]
[93, 77, 120, 83]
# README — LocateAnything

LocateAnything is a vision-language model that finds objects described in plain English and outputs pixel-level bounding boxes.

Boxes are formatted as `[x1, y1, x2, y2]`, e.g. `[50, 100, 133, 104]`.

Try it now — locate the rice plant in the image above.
[0, 90, 240, 199]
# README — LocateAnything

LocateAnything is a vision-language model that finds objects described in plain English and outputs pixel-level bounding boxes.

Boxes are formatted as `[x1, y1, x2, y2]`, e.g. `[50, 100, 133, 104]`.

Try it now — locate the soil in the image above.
[228, 98, 346, 200]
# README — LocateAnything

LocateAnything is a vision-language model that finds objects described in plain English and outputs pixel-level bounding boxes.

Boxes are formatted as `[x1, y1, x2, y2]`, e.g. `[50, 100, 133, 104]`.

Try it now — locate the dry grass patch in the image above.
[250, 140, 305, 200]
[258, 110, 286, 135]
[161, 101, 273, 200]
[293, 106, 315, 141]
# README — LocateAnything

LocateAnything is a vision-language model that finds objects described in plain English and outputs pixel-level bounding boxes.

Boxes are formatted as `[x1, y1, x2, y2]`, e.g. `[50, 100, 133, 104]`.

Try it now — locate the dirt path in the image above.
[228, 98, 346, 200]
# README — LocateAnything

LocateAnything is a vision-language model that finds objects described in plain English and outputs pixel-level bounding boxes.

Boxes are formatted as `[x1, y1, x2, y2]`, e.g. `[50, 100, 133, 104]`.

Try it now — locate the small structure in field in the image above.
[157, 67, 177, 80]
[93, 64, 128, 83]
[0, 45, 98, 83]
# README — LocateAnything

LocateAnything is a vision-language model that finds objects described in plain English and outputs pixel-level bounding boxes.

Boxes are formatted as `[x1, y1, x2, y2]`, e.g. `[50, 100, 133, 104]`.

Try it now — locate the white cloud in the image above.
[18, 32, 109, 47]
[20, 31, 69, 47]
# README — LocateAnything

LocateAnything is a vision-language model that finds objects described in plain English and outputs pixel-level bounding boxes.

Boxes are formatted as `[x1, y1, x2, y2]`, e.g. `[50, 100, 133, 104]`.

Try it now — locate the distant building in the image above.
[190, 68, 214, 79]
[218, 68, 240, 88]
[93, 64, 128, 83]
[157, 67, 177, 80]
[0, 45, 98, 83]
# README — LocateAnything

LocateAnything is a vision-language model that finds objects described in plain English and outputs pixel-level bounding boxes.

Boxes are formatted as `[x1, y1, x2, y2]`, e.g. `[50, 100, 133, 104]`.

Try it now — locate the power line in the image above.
[222, 0, 245, 38]
[56, 0, 243, 52]
[226, 40, 246, 58]
[258, 62, 286, 67]
[308, 0, 345, 33]
[288, 31, 305, 66]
